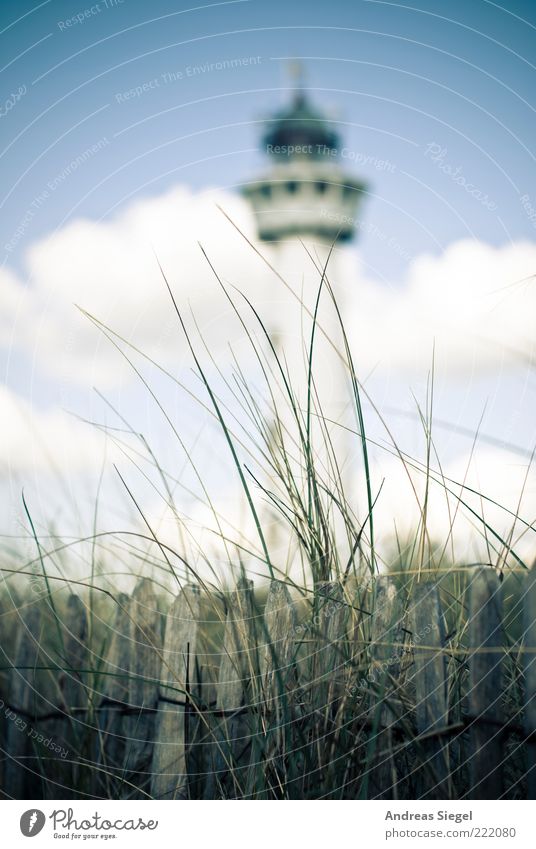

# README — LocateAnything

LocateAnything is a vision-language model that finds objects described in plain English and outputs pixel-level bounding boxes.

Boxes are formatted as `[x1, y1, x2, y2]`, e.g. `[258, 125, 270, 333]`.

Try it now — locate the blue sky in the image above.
[2, 0, 536, 280]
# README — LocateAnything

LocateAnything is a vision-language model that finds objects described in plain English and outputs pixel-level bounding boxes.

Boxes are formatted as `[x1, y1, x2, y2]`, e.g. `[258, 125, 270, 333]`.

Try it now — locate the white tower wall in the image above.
[242, 85, 366, 522]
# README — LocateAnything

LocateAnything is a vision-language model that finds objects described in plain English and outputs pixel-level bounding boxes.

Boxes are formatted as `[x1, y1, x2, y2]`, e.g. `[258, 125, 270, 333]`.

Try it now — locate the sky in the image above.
[2, 0, 536, 270]
[1, 0, 535, 576]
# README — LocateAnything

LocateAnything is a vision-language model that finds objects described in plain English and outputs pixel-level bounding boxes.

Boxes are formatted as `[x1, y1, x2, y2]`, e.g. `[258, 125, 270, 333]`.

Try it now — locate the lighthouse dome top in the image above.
[263, 90, 340, 159]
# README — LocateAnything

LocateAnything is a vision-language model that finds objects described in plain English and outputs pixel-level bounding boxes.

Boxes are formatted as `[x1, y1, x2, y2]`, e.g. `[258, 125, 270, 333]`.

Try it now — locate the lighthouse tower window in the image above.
[260, 184, 271, 198]
[286, 181, 298, 193]
[316, 181, 328, 194]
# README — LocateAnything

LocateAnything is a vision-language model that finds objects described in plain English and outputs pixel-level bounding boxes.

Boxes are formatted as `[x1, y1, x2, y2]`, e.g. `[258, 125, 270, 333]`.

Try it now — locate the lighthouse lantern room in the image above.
[243, 82, 366, 244]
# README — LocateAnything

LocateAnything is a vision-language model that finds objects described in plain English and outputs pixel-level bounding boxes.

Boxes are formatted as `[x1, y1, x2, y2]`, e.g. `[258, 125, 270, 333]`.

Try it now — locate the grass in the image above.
[0, 239, 534, 800]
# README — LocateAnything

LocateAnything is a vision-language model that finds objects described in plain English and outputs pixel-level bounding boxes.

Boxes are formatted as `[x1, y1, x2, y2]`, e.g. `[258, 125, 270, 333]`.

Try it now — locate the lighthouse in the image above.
[242, 75, 366, 470]
[242, 83, 365, 244]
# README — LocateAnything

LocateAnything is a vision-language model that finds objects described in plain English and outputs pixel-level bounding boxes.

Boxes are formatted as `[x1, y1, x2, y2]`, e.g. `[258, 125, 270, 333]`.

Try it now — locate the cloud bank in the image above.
[1, 184, 535, 391]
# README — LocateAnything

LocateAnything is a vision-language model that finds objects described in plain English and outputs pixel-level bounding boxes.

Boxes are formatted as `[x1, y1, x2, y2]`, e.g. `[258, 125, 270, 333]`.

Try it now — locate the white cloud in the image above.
[372, 444, 536, 562]
[350, 239, 536, 376]
[12, 186, 273, 387]
[0, 383, 106, 476]
[1, 183, 535, 391]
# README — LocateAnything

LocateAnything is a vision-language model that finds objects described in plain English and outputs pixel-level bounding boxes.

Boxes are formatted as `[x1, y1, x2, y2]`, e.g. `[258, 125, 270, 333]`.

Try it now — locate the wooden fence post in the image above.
[95, 593, 132, 797]
[368, 576, 405, 800]
[314, 582, 348, 714]
[207, 579, 256, 799]
[44, 594, 89, 799]
[259, 580, 298, 785]
[59, 594, 88, 711]
[301, 581, 348, 794]
[124, 579, 163, 798]
[409, 581, 449, 798]
[151, 584, 200, 800]
[0, 587, 22, 796]
[261, 580, 297, 707]
[523, 566, 536, 799]
[4, 601, 42, 799]
[467, 567, 504, 800]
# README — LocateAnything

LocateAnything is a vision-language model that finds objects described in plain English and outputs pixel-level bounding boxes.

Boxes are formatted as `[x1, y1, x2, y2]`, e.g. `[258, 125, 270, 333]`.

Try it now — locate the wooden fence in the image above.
[1, 567, 535, 800]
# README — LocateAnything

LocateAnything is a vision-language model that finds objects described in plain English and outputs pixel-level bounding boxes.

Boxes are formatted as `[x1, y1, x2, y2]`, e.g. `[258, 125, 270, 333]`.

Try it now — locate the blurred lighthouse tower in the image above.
[242, 66, 366, 471]
[243, 66, 365, 246]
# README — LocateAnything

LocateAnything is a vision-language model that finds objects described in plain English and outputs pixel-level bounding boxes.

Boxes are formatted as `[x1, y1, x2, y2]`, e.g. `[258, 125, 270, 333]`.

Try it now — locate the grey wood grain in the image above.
[467, 567, 503, 800]
[124, 579, 163, 797]
[208, 579, 256, 798]
[369, 576, 405, 800]
[5, 601, 42, 799]
[151, 584, 200, 800]
[96, 593, 132, 797]
[409, 581, 449, 798]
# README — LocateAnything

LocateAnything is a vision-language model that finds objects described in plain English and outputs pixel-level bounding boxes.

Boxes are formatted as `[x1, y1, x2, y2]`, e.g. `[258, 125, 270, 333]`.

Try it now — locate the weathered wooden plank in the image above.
[371, 577, 405, 667]
[313, 581, 347, 714]
[151, 584, 200, 800]
[207, 579, 256, 798]
[0, 587, 22, 796]
[4, 601, 42, 799]
[409, 581, 449, 798]
[261, 580, 297, 706]
[217, 580, 256, 709]
[43, 593, 89, 799]
[297, 581, 349, 795]
[258, 580, 298, 782]
[368, 576, 405, 800]
[523, 566, 536, 800]
[467, 567, 504, 800]
[124, 579, 163, 797]
[95, 593, 132, 797]
[59, 594, 88, 711]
